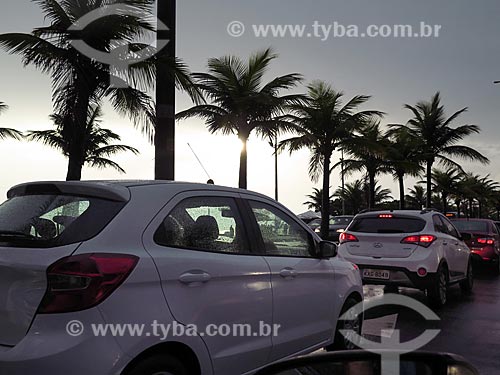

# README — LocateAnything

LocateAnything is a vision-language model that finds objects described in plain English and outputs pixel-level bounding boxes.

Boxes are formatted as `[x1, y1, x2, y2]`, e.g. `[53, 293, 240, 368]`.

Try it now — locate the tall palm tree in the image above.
[177, 48, 303, 190]
[27, 106, 138, 176]
[393, 92, 489, 208]
[339, 121, 391, 209]
[0, 0, 197, 180]
[385, 127, 424, 209]
[0, 102, 22, 140]
[304, 188, 332, 213]
[279, 81, 383, 238]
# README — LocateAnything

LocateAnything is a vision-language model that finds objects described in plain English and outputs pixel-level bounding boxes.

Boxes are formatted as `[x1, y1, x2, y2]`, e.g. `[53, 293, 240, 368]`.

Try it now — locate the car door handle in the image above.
[179, 271, 212, 284]
[279, 268, 298, 278]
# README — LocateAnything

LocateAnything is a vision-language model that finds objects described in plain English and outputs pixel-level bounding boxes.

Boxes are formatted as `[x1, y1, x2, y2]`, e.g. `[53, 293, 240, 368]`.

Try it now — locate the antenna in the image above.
[187, 143, 212, 180]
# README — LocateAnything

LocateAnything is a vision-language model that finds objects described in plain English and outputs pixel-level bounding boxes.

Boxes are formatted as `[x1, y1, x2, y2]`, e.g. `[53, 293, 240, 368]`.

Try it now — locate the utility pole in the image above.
[274, 133, 279, 201]
[341, 148, 346, 215]
[155, 0, 176, 180]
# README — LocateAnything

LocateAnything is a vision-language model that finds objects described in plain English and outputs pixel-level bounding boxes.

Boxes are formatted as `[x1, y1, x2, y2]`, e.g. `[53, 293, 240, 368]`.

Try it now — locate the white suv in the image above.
[0, 181, 362, 375]
[338, 210, 473, 306]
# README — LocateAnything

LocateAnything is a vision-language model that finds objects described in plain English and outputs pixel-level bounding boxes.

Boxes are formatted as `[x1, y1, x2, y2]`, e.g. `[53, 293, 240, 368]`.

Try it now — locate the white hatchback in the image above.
[337, 210, 474, 307]
[0, 181, 362, 375]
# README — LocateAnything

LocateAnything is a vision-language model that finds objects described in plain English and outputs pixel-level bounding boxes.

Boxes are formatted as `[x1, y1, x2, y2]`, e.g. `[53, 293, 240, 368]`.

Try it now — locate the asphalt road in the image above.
[361, 266, 500, 375]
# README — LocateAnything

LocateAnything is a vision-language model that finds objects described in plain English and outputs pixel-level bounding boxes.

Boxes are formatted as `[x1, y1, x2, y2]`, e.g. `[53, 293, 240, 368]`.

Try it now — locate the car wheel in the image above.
[125, 354, 188, 375]
[493, 256, 500, 276]
[459, 261, 474, 294]
[325, 297, 363, 351]
[428, 265, 449, 307]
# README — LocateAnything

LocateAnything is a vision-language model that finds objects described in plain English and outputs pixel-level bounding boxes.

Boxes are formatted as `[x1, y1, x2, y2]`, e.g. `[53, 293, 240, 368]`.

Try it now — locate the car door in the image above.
[242, 196, 336, 360]
[143, 192, 273, 375]
[441, 216, 470, 277]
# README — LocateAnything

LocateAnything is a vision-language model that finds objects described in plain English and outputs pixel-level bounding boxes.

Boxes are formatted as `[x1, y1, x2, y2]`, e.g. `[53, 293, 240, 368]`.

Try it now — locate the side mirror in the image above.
[317, 241, 337, 258]
[256, 351, 479, 375]
[460, 232, 472, 241]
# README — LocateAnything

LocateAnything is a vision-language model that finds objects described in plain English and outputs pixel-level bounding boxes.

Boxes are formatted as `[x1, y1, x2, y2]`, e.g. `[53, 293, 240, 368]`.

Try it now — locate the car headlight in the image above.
[336, 228, 345, 233]
[314, 228, 321, 233]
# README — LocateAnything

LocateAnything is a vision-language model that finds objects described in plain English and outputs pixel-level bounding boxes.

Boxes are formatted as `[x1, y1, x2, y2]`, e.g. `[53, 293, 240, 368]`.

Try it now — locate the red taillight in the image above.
[339, 232, 358, 244]
[38, 253, 139, 314]
[477, 238, 495, 245]
[401, 234, 437, 248]
[378, 214, 393, 218]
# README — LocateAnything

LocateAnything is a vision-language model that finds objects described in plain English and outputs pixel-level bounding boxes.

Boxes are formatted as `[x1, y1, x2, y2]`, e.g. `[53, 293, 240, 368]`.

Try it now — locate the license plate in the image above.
[363, 269, 390, 280]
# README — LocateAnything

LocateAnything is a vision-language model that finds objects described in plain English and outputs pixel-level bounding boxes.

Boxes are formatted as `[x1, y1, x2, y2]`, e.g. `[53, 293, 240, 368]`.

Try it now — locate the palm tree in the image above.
[426, 168, 463, 213]
[0, 102, 22, 140]
[177, 48, 303, 190]
[279, 82, 384, 237]
[385, 127, 424, 209]
[393, 92, 489, 208]
[406, 185, 427, 209]
[340, 121, 391, 209]
[27, 106, 138, 175]
[304, 188, 332, 212]
[334, 180, 365, 215]
[0, 0, 198, 180]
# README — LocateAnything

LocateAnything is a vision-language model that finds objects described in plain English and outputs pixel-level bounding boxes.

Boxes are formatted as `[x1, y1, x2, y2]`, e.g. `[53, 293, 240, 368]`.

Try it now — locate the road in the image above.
[361, 267, 500, 375]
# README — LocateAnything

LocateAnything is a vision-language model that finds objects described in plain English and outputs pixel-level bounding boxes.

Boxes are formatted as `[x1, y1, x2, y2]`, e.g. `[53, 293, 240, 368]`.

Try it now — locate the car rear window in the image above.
[349, 216, 426, 233]
[451, 220, 489, 233]
[0, 194, 125, 248]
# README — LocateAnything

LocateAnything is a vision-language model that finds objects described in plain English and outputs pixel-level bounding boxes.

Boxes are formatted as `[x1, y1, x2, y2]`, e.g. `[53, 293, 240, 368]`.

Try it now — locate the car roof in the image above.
[355, 210, 437, 218]
[7, 180, 275, 203]
[451, 218, 494, 222]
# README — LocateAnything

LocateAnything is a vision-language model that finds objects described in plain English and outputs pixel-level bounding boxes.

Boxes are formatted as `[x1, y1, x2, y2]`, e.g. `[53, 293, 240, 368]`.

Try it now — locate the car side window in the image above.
[154, 196, 248, 254]
[492, 223, 499, 235]
[440, 216, 460, 238]
[248, 200, 315, 258]
[433, 215, 446, 233]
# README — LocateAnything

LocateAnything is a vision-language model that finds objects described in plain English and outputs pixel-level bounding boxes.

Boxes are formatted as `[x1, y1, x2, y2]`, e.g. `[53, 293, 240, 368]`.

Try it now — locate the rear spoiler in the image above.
[7, 181, 130, 202]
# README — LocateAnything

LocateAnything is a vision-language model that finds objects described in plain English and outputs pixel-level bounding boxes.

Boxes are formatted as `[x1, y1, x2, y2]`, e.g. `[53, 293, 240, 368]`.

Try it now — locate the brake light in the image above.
[477, 238, 495, 245]
[378, 214, 393, 218]
[339, 232, 358, 244]
[401, 234, 437, 248]
[38, 253, 139, 314]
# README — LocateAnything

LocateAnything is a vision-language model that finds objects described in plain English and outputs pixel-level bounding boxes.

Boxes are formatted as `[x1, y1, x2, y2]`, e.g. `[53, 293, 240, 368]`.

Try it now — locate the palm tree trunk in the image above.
[368, 172, 376, 209]
[456, 199, 461, 218]
[442, 193, 448, 213]
[66, 156, 82, 181]
[320, 152, 332, 239]
[238, 135, 248, 189]
[397, 172, 405, 210]
[479, 201, 483, 218]
[155, 0, 176, 181]
[426, 160, 433, 208]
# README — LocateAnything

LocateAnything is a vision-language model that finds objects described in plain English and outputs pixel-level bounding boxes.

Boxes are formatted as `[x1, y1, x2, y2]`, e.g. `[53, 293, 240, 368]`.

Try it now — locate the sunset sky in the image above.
[0, 0, 499, 213]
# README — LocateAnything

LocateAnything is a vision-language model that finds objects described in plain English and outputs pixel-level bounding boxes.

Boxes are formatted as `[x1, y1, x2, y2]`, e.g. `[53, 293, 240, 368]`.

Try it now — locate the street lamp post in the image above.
[155, 0, 176, 180]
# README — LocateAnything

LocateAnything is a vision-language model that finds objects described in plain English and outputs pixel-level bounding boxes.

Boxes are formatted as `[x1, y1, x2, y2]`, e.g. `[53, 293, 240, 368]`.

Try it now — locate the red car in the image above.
[452, 218, 500, 274]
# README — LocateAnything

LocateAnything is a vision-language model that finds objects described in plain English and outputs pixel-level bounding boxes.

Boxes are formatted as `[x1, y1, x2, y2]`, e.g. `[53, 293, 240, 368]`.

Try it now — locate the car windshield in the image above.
[452, 220, 489, 233]
[349, 216, 426, 233]
[330, 217, 353, 225]
[0, 194, 125, 247]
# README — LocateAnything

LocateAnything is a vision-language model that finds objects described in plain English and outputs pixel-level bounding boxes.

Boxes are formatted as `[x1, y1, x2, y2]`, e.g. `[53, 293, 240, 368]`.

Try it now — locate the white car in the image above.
[337, 210, 473, 306]
[0, 181, 362, 375]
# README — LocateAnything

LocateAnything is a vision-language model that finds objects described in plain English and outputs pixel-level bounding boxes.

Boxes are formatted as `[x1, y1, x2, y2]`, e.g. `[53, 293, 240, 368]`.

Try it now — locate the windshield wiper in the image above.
[0, 231, 36, 240]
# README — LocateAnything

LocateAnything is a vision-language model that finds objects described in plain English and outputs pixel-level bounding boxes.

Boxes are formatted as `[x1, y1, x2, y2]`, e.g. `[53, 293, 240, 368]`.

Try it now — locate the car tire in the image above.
[325, 297, 363, 351]
[125, 354, 188, 375]
[493, 256, 500, 276]
[459, 260, 474, 295]
[428, 265, 449, 308]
